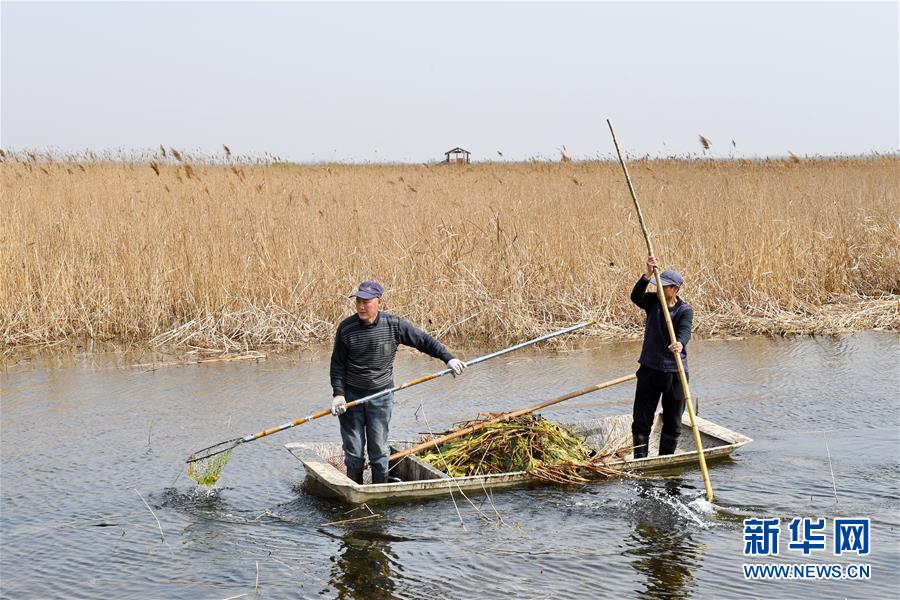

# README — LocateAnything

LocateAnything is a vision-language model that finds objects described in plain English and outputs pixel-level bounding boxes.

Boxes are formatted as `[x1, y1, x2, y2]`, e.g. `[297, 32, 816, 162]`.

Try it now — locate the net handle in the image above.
[186, 321, 592, 462]
[186, 437, 241, 463]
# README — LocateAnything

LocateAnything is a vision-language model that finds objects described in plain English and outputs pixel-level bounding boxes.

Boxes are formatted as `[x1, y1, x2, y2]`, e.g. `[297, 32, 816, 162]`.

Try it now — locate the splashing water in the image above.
[642, 486, 713, 528]
[687, 496, 716, 515]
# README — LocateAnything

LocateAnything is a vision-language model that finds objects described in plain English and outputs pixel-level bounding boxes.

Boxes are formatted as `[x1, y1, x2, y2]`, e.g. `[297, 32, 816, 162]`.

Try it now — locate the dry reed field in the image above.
[1, 152, 898, 359]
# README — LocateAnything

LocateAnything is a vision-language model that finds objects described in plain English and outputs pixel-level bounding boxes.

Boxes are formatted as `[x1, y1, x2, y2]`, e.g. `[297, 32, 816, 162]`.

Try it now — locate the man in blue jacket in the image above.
[329, 280, 466, 484]
[630, 256, 693, 458]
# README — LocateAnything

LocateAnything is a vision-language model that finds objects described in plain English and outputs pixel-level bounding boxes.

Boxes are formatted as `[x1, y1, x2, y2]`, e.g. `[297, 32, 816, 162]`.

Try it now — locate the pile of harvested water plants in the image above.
[419, 414, 629, 484]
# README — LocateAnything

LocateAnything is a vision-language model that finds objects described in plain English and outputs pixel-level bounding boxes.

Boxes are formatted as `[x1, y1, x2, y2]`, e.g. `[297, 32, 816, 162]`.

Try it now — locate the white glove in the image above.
[331, 395, 347, 416]
[447, 358, 466, 377]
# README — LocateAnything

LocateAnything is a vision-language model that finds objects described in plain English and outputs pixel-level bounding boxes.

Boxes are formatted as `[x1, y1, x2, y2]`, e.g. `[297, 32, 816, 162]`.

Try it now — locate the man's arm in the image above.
[632, 254, 660, 310]
[630, 276, 655, 309]
[674, 304, 694, 347]
[329, 328, 348, 397]
[396, 318, 454, 363]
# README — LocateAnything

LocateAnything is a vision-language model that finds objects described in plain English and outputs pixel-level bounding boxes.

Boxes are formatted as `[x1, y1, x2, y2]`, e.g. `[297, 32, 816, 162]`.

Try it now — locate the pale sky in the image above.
[2, 1, 898, 162]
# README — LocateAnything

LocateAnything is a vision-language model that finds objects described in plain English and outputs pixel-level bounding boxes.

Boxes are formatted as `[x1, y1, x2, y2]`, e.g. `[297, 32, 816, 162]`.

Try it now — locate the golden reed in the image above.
[1, 154, 897, 357]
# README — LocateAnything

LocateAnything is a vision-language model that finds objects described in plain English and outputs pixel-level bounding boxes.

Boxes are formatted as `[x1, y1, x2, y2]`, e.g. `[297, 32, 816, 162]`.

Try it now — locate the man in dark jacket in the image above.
[329, 280, 466, 484]
[630, 256, 693, 458]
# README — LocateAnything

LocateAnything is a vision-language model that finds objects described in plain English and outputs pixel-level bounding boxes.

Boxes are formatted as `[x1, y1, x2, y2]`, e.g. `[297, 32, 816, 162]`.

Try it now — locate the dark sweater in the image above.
[330, 311, 455, 396]
[630, 277, 693, 372]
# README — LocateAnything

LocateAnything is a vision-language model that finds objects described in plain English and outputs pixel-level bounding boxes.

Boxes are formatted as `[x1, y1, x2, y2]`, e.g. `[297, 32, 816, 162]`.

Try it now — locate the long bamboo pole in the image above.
[388, 373, 636, 465]
[188, 321, 592, 463]
[606, 119, 715, 501]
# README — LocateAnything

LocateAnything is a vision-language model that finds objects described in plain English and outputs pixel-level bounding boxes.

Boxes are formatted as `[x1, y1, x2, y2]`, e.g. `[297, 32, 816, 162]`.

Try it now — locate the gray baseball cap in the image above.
[349, 280, 384, 299]
[657, 269, 684, 287]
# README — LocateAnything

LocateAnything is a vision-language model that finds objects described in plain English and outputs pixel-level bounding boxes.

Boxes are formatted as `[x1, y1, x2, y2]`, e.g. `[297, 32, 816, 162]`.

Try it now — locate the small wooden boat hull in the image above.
[284, 413, 752, 504]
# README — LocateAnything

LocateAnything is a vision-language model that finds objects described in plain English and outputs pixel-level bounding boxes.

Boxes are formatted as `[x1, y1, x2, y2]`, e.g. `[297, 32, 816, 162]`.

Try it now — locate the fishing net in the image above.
[187, 449, 234, 487]
[419, 414, 629, 484]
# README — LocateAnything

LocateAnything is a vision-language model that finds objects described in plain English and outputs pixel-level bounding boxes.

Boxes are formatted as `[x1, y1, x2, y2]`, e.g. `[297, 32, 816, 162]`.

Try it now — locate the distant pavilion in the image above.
[444, 147, 471, 164]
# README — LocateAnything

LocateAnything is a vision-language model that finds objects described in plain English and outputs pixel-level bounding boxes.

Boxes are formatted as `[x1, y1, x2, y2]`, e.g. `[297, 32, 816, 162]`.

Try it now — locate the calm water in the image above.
[1, 332, 899, 599]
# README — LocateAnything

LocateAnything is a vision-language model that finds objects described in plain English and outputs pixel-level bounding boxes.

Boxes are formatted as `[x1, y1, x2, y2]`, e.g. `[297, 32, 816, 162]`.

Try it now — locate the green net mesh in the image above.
[187, 449, 233, 487]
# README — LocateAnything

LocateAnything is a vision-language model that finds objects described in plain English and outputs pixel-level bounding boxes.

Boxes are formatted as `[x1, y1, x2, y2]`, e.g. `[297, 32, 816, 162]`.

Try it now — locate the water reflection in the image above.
[626, 479, 702, 599]
[327, 520, 399, 599]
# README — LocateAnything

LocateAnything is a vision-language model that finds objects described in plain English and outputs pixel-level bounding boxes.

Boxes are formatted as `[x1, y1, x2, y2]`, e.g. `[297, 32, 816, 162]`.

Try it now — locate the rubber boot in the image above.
[371, 470, 388, 484]
[658, 433, 679, 456]
[347, 467, 364, 485]
[633, 434, 649, 459]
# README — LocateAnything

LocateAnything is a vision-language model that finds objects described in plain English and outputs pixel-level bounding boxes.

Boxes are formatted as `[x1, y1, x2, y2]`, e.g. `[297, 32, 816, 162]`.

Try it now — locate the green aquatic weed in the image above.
[187, 449, 233, 487]
[420, 415, 592, 478]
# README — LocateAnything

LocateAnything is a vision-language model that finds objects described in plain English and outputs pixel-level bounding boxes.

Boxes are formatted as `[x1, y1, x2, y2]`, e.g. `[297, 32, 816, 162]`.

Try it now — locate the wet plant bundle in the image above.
[187, 449, 233, 487]
[419, 414, 628, 484]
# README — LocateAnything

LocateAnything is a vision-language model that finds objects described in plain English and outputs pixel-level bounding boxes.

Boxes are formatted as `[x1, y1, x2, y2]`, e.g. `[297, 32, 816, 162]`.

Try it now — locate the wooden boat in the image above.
[284, 413, 752, 504]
